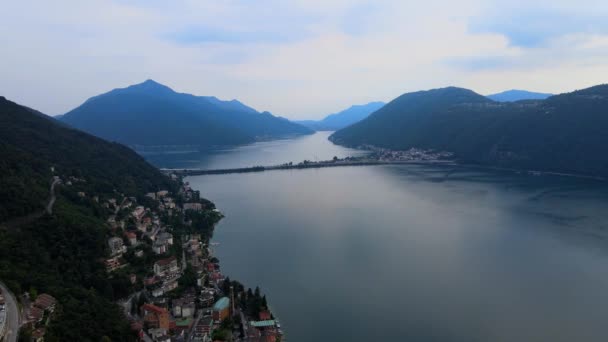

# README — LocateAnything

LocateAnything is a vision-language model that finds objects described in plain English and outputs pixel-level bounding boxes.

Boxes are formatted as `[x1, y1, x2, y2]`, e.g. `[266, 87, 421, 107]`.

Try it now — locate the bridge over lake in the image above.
[161, 159, 453, 176]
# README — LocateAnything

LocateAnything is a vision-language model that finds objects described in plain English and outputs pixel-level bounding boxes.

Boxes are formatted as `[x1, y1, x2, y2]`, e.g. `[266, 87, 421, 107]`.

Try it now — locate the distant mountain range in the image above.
[60, 80, 312, 149]
[297, 102, 385, 131]
[487, 89, 553, 102]
[330, 85, 608, 177]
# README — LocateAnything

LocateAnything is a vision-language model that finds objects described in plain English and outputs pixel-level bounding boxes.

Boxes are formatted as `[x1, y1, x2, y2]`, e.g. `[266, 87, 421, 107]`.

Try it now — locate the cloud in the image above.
[1, 0, 608, 119]
[469, 1, 608, 47]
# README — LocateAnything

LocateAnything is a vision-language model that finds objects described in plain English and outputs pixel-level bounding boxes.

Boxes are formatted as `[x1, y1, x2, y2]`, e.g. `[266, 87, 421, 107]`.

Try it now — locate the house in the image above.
[125, 232, 137, 246]
[157, 232, 173, 246]
[162, 279, 178, 293]
[173, 294, 196, 318]
[153, 257, 179, 277]
[156, 190, 169, 198]
[141, 304, 170, 330]
[34, 294, 57, 313]
[153, 239, 168, 255]
[259, 311, 272, 321]
[150, 285, 164, 298]
[105, 256, 125, 273]
[108, 237, 125, 255]
[27, 306, 44, 323]
[145, 192, 156, 200]
[200, 290, 214, 307]
[212, 297, 230, 322]
[131, 206, 145, 220]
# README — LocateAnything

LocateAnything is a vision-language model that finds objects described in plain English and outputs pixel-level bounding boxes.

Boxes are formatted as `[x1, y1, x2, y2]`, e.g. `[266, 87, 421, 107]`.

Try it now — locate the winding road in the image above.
[45, 178, 60, 215]
[0, 281, 20, 342]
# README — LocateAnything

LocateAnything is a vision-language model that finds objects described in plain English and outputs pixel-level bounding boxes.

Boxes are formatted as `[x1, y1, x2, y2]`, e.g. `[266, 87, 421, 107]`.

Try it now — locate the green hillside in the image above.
[330, 85, 608, 177]
[0, 96, 175, 341]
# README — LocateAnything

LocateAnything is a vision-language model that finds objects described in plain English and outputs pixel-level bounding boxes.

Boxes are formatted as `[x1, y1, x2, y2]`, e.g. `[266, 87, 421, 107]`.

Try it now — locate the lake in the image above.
[149, 132, 608, 342]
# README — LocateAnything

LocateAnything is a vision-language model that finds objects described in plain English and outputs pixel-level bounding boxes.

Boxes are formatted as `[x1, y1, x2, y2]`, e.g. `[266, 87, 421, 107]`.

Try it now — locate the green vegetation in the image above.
[0, 96, 178, 340]
[0, 96, 172, 222]
[331, 85, 608, 177]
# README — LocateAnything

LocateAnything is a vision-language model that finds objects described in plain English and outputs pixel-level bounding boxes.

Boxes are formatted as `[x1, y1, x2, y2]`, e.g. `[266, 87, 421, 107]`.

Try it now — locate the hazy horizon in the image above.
[2, 0, 608, 119]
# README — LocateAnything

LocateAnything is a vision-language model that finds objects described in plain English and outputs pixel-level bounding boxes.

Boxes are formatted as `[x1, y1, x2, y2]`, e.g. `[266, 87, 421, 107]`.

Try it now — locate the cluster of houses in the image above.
[132, 229, 237, 341]
[98, 179, 281, 341]
[103, 189, 181, 273]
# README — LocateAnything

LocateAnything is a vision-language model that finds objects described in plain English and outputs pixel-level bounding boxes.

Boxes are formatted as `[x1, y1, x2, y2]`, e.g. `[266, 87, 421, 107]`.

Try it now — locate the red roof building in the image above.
[142, 304, 170, 330]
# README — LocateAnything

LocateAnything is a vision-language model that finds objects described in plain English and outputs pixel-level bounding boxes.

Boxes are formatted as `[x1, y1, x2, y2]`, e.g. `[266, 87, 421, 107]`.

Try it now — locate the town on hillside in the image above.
[14, 173, 283, 342]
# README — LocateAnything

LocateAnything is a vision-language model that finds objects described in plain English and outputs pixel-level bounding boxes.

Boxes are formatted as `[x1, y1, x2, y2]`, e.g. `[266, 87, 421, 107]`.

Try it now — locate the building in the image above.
[27, 306, 44, 323]
[141, 304, 170, 330]
[125, 232, 137, 246]
[34, 294, 57, 313]
[108, 237, 125, 255]
[212, 297, 230, 322]
[153, 257, 179, 277]
[153, 239, 168, 255]
[132, 206, 145, 220]
[162, 279, 179, 293]
[173, 293, 196, 318]
[157, 232, 173, 246]
[183, 203, 203, 211]
[192, 316, 213, 341]
[156, 190, 169, 198]
[105, 256, 125, 273]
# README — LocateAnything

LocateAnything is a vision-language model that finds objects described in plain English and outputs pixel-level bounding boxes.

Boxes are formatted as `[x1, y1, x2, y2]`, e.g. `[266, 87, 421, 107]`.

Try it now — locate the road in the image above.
[0, 281, 21, 342]
[45, 178, 61, 215]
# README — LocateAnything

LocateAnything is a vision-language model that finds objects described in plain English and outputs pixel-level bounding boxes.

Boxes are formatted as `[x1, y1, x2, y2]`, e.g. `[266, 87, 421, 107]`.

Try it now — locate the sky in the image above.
[2, 0, 608, 120]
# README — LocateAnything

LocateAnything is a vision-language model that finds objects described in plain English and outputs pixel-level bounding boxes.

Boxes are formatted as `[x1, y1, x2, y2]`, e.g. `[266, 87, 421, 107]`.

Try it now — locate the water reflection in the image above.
[149, 133, 608, 342]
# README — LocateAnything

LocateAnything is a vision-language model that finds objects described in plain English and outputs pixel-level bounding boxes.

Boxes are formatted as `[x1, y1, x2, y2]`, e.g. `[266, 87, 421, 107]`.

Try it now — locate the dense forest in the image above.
[330, 85, 608, 177]
[0, 96, 176, 340]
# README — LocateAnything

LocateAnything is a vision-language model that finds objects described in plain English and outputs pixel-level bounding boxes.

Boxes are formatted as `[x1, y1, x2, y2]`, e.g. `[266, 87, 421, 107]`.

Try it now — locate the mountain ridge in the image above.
[330, 84, 608, 177]
[297, 101, 385, 131]
[61, 80, 313, 149]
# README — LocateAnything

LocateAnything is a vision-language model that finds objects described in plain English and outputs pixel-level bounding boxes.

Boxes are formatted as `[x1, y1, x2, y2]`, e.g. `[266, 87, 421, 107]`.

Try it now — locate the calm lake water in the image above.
[149, 132, 608, 342]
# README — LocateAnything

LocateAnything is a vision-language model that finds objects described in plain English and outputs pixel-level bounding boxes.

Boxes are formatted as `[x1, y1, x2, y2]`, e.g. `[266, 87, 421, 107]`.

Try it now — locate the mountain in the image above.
[330, 85, 608, 177]
[297, 101, 385, 131]
[0, 96, 174, 340]
[487, 89, 553, 102]
[60, 80, 312, 148]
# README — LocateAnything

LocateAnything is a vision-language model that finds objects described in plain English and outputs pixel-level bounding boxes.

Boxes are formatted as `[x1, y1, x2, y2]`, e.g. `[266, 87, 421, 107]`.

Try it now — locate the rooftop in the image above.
[213, 297, 230, 311]
[142, 303, 167, 315]
[251, 320, 276, 328]
[155, 256, 177, 266]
